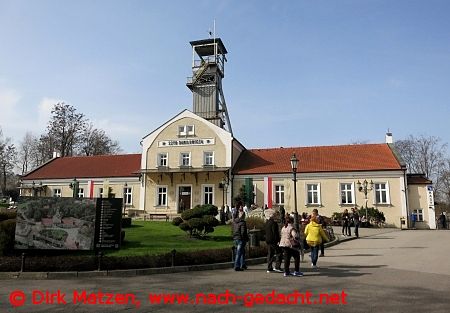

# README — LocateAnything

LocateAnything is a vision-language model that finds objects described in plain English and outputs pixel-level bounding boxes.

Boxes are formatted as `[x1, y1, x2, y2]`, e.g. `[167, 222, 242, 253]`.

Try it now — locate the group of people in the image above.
[341, 208, 360, 238]
[232, 202, 330, 277]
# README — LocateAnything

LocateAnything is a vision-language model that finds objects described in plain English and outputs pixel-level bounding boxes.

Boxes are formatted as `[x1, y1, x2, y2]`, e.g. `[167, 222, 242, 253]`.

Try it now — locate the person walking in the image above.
[265, 211, 283, 273]
[439, 212, 447, 229]
[312, 209, 327, 256]
[279, 206, 286, 225]
[305, 210, 329, 270]
[342, 209, 351, 236]
[411, 212, 417, 229]
[352, 208, 360, 238]
[232, 206, 249, 271]
[279, 215, 303, 277]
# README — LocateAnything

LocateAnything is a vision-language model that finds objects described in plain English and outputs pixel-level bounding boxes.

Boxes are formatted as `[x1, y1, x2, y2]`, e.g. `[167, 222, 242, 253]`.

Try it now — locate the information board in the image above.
[94, 198, 122, 249]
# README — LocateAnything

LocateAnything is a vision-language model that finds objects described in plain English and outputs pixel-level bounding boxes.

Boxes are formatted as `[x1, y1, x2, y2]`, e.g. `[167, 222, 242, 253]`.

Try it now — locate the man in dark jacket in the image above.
[265, 211, 283, 273]
[232, 208, 249, 271]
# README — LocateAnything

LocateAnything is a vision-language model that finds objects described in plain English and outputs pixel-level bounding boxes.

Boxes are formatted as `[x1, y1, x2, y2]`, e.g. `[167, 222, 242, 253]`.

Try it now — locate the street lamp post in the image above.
[357, 179, 374, 224]
[123, 182, 128, 216]
[219, 178, 229, 208]
[69, 178, 79, 198]
[290, 153, 300, 231]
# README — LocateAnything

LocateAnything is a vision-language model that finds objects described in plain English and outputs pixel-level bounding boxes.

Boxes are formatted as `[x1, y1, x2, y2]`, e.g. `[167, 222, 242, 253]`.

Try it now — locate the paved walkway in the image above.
[1, 228, 450, 312]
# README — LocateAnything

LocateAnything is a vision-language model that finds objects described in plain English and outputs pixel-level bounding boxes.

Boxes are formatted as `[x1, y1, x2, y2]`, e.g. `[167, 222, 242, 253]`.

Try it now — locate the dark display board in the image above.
[94, 197, 122, 249]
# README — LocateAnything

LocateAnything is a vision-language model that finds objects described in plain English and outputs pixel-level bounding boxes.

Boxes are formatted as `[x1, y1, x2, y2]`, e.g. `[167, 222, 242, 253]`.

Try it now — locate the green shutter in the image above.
[245, 178, 253, 205]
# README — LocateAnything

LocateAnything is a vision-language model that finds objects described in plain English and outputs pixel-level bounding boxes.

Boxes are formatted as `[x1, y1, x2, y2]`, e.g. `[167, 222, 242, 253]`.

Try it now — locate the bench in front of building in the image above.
[144, 213, 170, 221]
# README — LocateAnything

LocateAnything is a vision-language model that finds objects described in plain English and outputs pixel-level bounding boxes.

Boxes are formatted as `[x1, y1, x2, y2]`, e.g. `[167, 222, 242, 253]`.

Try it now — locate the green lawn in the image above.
[106, 221, 233, 256]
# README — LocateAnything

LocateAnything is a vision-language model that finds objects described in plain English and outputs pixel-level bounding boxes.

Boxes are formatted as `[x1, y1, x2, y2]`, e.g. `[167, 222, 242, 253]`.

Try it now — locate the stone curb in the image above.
[0, 237, 349, 280]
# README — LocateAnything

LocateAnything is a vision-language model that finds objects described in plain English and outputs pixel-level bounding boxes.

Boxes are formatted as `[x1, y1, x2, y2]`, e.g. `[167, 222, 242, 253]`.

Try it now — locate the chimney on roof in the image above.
[52, 151, 61, 158]
[385, 130, 393, 144]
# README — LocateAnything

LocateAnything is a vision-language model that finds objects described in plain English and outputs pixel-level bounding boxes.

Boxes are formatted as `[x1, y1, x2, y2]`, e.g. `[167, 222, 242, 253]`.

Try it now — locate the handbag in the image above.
[289, 228, 301, 249]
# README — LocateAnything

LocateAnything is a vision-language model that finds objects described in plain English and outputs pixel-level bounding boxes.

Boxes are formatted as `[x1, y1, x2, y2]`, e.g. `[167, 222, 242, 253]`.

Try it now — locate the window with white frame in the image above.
[204, 151, 214, 166]
[307, 184, 320, 205]
[413, 209, 424, 222]
[203, 185, 214, 205]
[180, 152, 191, 166]
[253, 184, 257, 204]
[98, 187, 104, 198]
[178, 125, 195, 136]
[375, 183, 389, 204]
[156, 186, 168, 206]
[186, 125, 194, 136]
[158, 153, 168, 167]
[53, 189, 61, 197]
[274, 185, 284, 205]
[78, 188, 84, 198]
[340, 183, 354, 204]
[124, 187, 132, 205]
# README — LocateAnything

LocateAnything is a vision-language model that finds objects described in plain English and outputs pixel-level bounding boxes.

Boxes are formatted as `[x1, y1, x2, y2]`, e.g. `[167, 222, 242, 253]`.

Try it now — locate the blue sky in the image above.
[1, 0, 450, 154]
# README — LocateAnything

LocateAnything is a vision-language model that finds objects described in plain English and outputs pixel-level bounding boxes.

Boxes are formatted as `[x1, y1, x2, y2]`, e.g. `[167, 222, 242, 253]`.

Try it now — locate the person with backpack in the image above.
[305, 210, 330, 270]
[279, 214, 303, 277]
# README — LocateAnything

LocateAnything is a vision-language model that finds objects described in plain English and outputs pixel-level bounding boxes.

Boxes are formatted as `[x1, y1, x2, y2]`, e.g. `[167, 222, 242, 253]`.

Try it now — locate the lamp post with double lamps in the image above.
[123, 182, 128, 216]
[219, 178, 229, 208]
[357, 179, 374, 224]
[290, 153, 300, 231]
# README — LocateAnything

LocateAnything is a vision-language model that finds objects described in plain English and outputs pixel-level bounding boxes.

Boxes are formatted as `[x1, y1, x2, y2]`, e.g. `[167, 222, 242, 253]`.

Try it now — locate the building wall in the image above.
[234, 171, 408, 227]
[408, 184, 434, 229]
[20, 178, 140, 213]
[140, 111, 235, 213]
[144, 171, 226, 215]
[145, 116, 228, 169]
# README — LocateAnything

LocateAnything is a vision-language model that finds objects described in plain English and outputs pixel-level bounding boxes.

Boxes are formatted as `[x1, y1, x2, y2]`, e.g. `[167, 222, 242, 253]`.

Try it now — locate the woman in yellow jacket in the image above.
[305, 212, 329, 269]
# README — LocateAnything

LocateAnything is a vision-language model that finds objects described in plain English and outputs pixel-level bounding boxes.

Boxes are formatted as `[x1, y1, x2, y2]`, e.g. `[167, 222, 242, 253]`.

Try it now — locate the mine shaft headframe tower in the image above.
[186, 38, 233, 135]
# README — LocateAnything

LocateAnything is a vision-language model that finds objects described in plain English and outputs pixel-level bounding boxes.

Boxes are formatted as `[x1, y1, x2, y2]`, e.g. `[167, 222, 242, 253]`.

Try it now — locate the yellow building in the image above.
[20, 36, 436, 228]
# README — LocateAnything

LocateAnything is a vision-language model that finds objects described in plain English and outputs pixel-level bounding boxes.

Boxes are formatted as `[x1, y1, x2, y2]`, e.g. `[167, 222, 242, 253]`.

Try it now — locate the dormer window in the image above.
[178, 125, 195, 137]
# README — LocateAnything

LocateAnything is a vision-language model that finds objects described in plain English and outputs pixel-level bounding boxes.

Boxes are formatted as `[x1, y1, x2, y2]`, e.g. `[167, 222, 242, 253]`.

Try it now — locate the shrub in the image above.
[176, 204, 220, 237]
[0, 210, 16, 222]
[121, 217, 132, 228]
[0, 245, 269, 272]
[0, 219, 16, 255]
[188, 218, 205, 234]
[246, 216, 265, 231]
[172, 217, 183, 226]
[181, 206, 203, 220]
[179, 222, 192, 233]
[202, 215, 219, 227]
[200, 204, 218, 216]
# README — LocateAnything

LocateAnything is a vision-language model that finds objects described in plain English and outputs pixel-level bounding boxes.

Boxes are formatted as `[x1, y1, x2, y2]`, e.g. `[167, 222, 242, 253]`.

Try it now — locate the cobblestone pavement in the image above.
[1, 228, 450, 312]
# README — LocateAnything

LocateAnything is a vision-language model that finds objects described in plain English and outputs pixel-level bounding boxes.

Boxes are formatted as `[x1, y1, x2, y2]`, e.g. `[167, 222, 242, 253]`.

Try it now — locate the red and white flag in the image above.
[264, 177, 273, 208]
[88, 180, 94, 199]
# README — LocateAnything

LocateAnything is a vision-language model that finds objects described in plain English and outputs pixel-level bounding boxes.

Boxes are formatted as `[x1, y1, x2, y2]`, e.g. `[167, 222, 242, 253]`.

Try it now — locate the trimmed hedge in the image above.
[0, 219, 16, 255]
[0, 245, 268, 272]
[0, 210, 16, 222]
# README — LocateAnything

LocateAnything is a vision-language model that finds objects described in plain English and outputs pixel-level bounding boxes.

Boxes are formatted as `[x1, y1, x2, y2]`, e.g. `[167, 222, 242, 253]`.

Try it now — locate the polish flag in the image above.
[88, 180, 94, 199]
[264, 177, 273, 208]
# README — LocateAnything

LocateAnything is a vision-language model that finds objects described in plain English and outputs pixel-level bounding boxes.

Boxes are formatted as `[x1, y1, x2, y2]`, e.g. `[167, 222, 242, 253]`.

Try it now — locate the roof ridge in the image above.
[247, 143, 387, 151]
[57, 153, 141, 159]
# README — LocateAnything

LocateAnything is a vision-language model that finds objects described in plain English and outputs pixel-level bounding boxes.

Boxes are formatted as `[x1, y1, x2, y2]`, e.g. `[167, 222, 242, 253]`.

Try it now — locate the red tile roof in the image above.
[22, 154, 141, 180]
[233, 144, 402, 175]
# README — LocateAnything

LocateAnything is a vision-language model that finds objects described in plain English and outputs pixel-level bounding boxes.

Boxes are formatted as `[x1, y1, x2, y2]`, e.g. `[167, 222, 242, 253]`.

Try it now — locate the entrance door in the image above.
[178, 186, 191, 213]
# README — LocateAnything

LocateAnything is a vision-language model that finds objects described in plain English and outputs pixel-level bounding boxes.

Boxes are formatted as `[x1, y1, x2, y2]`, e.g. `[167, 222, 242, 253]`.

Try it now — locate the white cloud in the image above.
[38, 97, 61, 129]
[0, 87, 21, 122]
